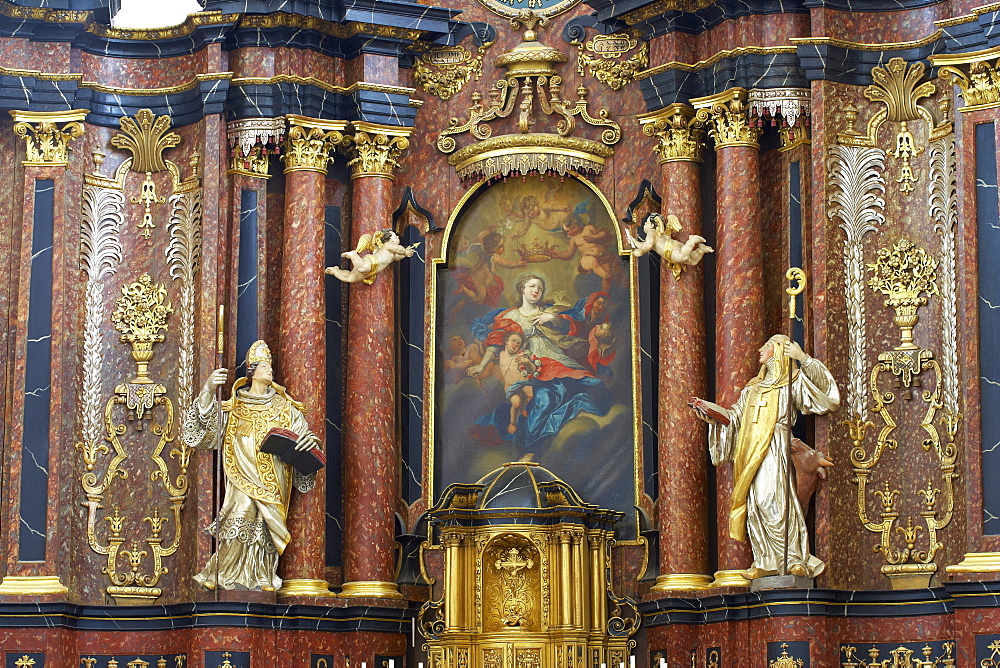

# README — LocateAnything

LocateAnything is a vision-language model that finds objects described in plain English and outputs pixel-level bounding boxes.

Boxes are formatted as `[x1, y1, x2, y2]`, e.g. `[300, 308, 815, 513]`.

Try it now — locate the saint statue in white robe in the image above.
[695, 334, 839, 580]
[183, 340, 319, 591]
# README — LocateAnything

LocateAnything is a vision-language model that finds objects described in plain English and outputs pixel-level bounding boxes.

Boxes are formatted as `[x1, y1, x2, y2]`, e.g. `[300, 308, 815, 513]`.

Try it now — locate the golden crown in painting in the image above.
[246, 340, 272, 366]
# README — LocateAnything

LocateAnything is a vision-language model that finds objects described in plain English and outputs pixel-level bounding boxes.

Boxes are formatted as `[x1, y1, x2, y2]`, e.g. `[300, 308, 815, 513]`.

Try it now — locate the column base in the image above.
[651, 573, 714, 591]
[946, 552, 1000, 573]
[339, 580, 403, 599]
[277, 578, 337, 597]
[0, 576, 68, 595]
[711, 569, 751, 588]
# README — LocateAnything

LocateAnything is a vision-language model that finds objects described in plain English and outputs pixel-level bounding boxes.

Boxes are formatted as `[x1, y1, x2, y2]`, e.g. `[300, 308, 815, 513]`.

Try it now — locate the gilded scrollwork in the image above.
[849, 241, 957, 588]
[437, 22, 621, 171]
[577, 33, 648, 91]
[83, 274, 190, 603]
[281, 116, 347, 174]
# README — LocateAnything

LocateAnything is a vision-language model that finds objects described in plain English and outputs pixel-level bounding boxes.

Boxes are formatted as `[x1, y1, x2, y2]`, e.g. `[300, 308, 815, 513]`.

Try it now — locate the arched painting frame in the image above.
[427, 175, 643, 540]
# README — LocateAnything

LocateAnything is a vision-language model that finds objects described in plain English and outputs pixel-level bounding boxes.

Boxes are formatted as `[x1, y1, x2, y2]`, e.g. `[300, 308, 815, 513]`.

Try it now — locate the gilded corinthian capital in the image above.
[10, 110, 88, 166]
[281, 114, 348, 174]
[340, 122, 412, 180]
[637, 104, 704, 163]
[692, 88, 761, 149]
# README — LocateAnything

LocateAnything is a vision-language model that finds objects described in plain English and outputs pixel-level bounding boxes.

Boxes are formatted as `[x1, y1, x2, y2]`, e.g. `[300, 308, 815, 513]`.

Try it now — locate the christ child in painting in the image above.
[497, 330, 538, 434]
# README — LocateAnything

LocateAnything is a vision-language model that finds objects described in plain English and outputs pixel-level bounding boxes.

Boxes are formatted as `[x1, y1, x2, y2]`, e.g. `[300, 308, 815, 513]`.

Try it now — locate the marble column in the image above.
[695, 89, 764, 588]
[339, 122, 411, 600]
[275, 114, 347, 598]
[0, 111, 86, 597]
[638, 104, 713, 591]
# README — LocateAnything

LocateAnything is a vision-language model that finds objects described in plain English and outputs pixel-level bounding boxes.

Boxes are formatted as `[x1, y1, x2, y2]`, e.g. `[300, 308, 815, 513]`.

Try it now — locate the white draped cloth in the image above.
[709, 356, 839, 577]
[183, 386, 315, 591]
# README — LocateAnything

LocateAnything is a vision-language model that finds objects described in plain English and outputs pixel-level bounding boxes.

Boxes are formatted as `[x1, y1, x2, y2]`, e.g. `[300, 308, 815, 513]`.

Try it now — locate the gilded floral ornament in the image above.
[866, 239, 938, 350]
[638, 104, 705, 163]
[111, 109, 180, 173]
[110, 273, 173, 383]
[281, 116, 348, 174]
[11, 110, 87, 166]
[578, 33, 649, 91]
[341, 126, 411, 179]
[769, 644, 804, 668]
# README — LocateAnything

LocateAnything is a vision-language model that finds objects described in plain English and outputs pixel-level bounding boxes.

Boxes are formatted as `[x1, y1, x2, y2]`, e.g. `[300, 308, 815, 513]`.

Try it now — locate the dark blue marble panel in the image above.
[398, 224, 425, 507]
[19, 179, 54, 562]
[976, 634, 1000, 666]
[5, 653, 44, 668]
[975, 121, 1000, 535]
[324, 205, 344, 567]
[638, 244, 659, 503]
[235, 188, 259, 377]
[768, 641, 809, 668]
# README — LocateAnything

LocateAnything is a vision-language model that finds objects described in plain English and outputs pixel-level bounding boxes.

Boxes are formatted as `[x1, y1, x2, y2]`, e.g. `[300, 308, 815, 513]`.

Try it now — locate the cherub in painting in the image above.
[496, 328, 539, 434]
[325, 228, 419, 285]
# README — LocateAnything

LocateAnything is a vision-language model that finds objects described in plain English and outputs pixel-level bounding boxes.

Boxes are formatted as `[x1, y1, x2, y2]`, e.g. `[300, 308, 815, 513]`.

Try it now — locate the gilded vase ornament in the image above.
[866, 239, 938, 351]
[110, 273, 173, 387]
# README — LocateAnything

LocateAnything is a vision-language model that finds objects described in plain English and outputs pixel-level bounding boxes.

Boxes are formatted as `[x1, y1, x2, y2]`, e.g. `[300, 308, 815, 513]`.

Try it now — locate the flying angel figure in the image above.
[624, 212, 714, 278]
[325, 228, 419, 285]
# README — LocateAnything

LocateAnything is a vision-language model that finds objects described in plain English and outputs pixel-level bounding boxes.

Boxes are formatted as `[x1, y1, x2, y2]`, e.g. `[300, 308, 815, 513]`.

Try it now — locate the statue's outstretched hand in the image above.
[295, 432, 320, 452]
[199, 368, 228, 409]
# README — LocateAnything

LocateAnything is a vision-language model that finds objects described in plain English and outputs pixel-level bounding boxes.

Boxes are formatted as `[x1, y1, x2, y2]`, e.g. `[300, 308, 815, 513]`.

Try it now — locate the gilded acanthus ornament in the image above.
[111, 109, 180, 173]
[693, 89, 762, 149]
[578, 33, 648, 91]
[865, 58, 936, 123]
[866, 239, 939, 351]
[11, 110, 87, 166]
[281, 115, 348, 174]
[341, 126, 411, 179]
[939, 58, 1000, 110]
[638, 104, 705, 163]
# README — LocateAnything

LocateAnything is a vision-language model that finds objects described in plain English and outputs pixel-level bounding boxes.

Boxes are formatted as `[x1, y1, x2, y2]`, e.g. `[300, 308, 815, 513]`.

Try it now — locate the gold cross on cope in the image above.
[751, 395, 769, 424]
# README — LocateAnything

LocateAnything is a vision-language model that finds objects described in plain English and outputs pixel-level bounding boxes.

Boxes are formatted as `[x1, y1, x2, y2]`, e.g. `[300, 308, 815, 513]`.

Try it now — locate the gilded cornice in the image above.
[636, 46, 797, 80]
[621, 0, 716, 26]
[341, 122, 412, 180]
[230, 76, 415, 98]
[446, 133, 614, 180]
[789, 31, 943, 51]
[637, 104, 704, 163]
[87, 11, 238, 40]
[934, 2, 1000, 28]
[83, 72, 233, 97]
[691, 88, 761, 149]
[237, 12, 424, 42]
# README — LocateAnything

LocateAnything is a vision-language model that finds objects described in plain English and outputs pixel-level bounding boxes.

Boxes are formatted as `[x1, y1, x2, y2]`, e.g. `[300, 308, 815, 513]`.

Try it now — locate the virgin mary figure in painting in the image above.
[466, 274, 611, 452]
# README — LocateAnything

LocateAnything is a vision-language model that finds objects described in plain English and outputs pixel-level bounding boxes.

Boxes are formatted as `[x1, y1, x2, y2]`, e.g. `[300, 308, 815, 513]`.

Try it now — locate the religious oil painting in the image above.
[434, 176, 638, 536]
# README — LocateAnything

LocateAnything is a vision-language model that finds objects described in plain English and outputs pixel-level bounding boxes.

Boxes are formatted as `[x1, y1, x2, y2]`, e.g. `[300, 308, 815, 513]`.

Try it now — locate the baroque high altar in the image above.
[1, 0, 1000, 665]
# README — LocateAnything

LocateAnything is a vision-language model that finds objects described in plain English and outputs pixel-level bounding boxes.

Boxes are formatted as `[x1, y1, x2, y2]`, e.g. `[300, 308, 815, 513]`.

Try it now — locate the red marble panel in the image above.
[80, 51, 206, 89]
[714, 143, 764, 576]
[342, 175, 399, 590]
[279, 168, 328, 585]
[657, 159, 710, 581]
[0, 37, 73, 73]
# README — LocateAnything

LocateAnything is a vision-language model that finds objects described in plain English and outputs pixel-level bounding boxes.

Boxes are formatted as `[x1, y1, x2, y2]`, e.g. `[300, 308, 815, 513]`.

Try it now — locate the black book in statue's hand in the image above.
[260, 427, 327, 475]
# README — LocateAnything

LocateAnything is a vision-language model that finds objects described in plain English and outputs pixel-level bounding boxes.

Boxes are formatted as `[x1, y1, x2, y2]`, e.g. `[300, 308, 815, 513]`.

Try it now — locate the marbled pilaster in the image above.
[694, 89, 764, 588]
